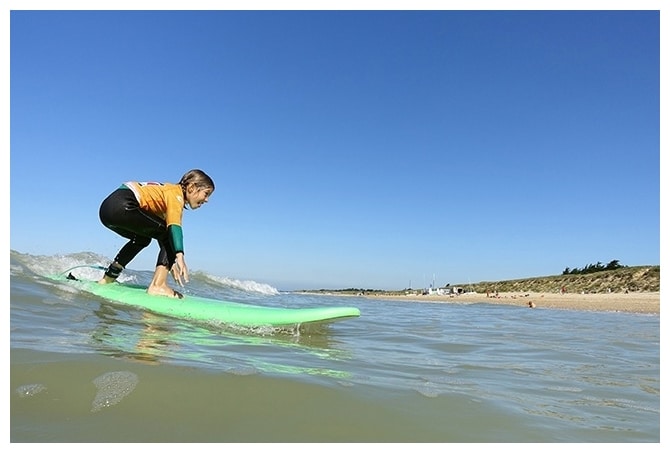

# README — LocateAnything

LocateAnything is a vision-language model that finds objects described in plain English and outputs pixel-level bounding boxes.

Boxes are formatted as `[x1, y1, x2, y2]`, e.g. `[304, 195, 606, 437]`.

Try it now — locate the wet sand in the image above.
[363, 291, 660, 314]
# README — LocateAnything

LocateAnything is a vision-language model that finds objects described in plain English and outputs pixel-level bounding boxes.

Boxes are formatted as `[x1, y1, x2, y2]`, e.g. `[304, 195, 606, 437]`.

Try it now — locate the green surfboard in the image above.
[52, 267, 360, 328]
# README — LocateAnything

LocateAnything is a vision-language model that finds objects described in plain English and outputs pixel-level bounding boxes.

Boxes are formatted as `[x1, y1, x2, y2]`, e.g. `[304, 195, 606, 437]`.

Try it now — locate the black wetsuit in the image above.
[99, 187, 178, 270]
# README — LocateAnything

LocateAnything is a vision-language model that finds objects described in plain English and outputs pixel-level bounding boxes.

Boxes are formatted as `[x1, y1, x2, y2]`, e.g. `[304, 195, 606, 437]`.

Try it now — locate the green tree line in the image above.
[562, 260, 624, 275]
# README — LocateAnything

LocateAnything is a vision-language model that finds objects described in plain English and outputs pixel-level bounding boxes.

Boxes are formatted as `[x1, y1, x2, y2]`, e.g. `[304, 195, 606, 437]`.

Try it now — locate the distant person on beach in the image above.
[97, 169, 215, 299]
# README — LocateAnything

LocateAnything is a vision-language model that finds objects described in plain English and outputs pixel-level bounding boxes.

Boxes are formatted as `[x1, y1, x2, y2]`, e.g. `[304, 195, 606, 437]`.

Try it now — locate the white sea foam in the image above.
[91, 371, 139, 412]
[204, 274, 279, 295]
[15, 383, 47, 398]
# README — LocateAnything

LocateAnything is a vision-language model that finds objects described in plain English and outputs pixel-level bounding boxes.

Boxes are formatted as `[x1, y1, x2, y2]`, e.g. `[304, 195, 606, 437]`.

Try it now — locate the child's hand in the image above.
[171, 254, 189, 287]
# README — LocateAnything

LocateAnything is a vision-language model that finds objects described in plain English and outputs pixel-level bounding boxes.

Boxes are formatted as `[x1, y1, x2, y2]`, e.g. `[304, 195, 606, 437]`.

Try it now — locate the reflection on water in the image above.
[90, 306, 181, 364]
[87, 299, 355, 379]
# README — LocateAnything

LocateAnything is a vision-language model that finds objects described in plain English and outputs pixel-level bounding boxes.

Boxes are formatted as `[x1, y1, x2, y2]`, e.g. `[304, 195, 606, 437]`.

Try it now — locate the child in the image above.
[98, 169, 215, 298]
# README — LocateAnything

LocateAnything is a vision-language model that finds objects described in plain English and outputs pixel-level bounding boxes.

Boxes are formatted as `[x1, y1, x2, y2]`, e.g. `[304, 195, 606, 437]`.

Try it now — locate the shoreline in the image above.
[302, 291, 661, 314]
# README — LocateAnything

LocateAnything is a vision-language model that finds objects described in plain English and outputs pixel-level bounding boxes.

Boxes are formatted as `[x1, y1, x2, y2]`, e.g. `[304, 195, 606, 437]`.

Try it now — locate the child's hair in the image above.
[179, 169, 215, 191]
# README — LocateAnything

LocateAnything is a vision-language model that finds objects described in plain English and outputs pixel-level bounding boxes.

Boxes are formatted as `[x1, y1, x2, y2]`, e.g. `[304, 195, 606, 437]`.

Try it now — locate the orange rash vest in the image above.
[122, 181, 185, 253]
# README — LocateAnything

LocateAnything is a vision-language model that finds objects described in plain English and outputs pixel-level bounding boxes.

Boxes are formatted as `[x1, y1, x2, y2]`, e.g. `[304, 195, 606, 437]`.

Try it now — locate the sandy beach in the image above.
[363, 291, 661, 314]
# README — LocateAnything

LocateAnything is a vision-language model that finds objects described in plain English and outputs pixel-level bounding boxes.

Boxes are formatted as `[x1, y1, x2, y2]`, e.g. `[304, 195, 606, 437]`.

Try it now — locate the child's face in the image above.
[186, 185, 213, 209]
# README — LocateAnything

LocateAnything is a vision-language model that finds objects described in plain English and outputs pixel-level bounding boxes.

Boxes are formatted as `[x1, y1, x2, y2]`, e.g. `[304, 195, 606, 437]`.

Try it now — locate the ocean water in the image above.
[9, 251, 660, 443]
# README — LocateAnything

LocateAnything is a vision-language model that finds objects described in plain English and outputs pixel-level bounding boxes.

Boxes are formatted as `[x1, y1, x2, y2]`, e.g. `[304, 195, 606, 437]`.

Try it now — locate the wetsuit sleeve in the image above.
[168, 225, 184, 254]
[164, 185, 185, 255]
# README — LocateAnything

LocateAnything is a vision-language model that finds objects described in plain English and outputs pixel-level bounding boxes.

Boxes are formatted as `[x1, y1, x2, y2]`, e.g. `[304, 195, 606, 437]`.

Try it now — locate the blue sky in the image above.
[8, 5, 663, 291]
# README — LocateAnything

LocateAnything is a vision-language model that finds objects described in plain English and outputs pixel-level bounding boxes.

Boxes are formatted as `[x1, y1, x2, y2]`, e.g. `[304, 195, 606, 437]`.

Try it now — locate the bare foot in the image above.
[147, 285, 184, 299]
[98, 275, 116, 285]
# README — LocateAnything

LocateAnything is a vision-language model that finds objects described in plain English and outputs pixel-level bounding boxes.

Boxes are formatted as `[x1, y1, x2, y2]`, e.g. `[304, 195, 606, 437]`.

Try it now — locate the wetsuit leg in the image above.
[99, 188, 170, 268]
[156, 238, 177, 269]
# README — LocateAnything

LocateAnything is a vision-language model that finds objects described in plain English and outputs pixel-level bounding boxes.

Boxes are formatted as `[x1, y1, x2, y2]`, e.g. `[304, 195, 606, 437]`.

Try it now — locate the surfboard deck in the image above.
[51, 270, 360, 328]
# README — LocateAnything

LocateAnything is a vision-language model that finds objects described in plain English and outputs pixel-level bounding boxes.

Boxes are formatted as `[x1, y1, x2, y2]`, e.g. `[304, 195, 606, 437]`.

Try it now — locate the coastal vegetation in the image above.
[464, 265, 659, 295]
[561, 259, 624, 275]
[305, 265, 660, 296]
